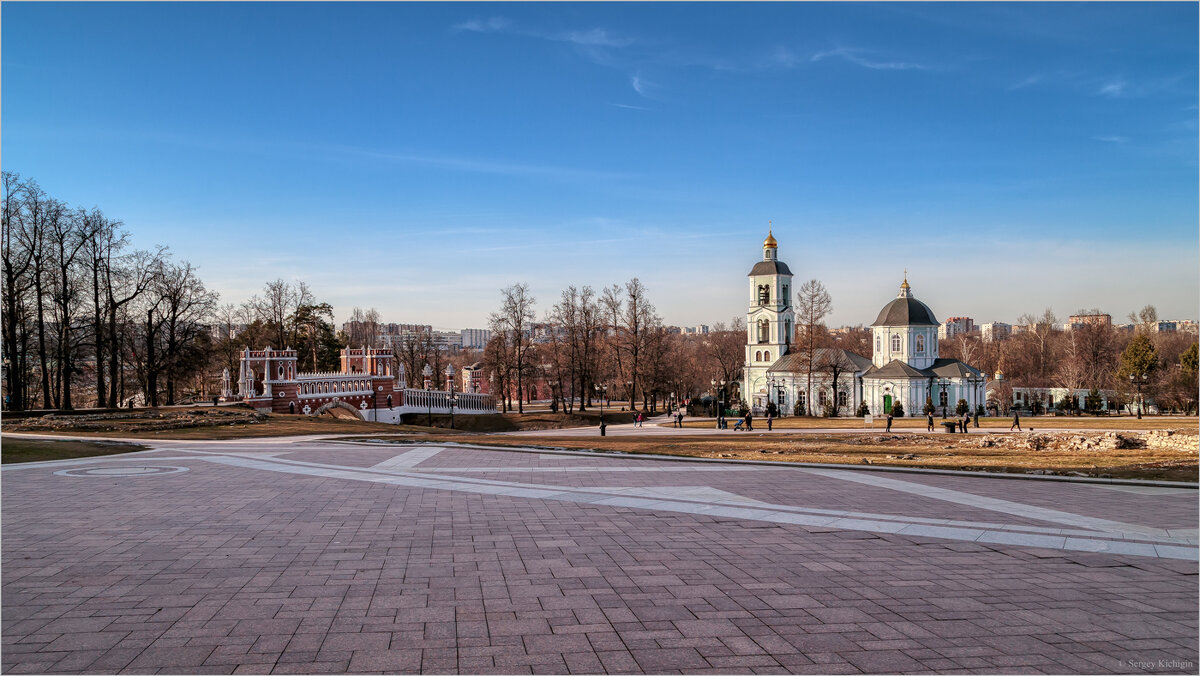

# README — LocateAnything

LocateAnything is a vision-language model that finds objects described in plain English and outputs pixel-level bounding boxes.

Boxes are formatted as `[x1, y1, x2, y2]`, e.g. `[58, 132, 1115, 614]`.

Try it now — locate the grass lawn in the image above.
[1, 437, 148, 463]
[347, 431, 1198, 482]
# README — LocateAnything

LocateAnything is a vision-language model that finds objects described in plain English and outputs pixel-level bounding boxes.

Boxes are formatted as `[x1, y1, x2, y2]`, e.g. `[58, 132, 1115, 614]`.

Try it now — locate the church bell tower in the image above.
[743, 229, 795, 410]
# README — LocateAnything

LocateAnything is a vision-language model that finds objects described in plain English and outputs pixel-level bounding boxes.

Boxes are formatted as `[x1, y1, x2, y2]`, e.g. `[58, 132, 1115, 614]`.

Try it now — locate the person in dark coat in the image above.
[886, 413, 893, 432]
[927, 413, 934, 432]
[745, 412, 753, 431]
[1010, 411, 1021, 431]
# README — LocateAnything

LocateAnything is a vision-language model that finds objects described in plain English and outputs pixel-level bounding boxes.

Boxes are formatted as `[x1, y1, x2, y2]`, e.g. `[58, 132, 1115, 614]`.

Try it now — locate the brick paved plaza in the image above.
[2, 435, 1197, 674]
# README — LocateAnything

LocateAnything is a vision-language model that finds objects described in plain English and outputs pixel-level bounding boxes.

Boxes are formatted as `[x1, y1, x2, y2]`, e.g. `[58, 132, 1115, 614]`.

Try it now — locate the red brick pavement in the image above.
[1, 439, 1196, 674]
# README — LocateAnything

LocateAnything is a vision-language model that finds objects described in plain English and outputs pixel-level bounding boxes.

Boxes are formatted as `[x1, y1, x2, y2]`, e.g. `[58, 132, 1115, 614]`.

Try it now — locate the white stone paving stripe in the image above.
[799, 466, 1172, 539]
[191, 453, 1197, 560]
[366, 447, 445, 471]
[163, 447, 1198, 545]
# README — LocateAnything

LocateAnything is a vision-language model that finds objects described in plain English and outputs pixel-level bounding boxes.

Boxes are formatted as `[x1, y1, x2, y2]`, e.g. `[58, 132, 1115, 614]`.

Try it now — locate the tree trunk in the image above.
[34, 273, 51, 409]
[108, 306, 120, 406]
[145, 309, 158, 407]
[93, 264, 106, 408]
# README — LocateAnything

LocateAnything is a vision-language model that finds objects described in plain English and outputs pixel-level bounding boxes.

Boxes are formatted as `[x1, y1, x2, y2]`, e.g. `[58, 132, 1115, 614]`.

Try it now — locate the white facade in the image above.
[461, 328, 492, 349]
[980, 322, 1011, 342]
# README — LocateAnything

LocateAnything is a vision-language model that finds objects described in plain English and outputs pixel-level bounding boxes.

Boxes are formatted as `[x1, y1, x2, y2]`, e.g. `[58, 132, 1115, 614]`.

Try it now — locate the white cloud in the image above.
[453, 17, 512, 33]
[811, 47, 928, 71]
[1092, 135, 1128, 144]
[1098, 79, 1127, 97]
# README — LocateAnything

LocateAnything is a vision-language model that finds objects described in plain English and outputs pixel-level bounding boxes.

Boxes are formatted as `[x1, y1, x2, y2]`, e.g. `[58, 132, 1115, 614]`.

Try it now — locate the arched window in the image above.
[891, 335, 901, 352]
[758, 319, 769, 343]
[818, 390, 827, 406]
[915, 334, 925, 354]
[939, 389, 949, 407]
[785, 320, 792, 343]
[757, 285, 770, 306]
[755, 351, 762, 361]
[875, 335, 881, 353]
[288, 401, 295, 414]
[838, 391, 847, 407]
[798, 392, 806, 407]
[278, 365, 284, 379]
[387, 394, 392, 408]
[764, 351, 771, 362]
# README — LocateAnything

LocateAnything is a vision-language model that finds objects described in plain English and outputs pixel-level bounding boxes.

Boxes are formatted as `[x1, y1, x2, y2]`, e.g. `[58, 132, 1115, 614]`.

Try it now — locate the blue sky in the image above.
[4, 2, 1197, 330]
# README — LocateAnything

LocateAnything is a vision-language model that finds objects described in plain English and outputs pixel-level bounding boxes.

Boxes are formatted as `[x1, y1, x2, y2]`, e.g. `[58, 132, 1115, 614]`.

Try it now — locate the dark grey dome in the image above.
[871, 296, 938, 327]
[748, 260, 792, 276]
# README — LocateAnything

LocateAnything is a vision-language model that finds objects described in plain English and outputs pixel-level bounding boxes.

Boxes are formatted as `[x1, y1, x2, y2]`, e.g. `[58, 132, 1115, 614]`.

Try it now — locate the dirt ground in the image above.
[0, 409, 638, 440]
[675, 415, 1196, 431]
[351, 431, 1198, 482]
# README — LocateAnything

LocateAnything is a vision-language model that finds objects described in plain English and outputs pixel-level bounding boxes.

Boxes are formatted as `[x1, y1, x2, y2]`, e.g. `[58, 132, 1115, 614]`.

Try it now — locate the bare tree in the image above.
[159, 261, 218, 404]
[702, 318, 746, 386]
[489, 283, 536, 413]
[795, 279, 833, 414]
[2, 173, 36, 410]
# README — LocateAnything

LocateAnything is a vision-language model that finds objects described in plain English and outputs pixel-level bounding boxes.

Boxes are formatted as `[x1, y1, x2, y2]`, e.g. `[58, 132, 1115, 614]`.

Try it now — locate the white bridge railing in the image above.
[402, 389, 496, 413]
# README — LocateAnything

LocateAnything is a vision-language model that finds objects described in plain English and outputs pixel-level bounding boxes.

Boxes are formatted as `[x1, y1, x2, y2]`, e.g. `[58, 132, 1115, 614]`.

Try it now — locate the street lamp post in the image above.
[594, 383, 607, 418]
[422, 364, 434, 426]
[938, 378, 948, 418]
[972, 374, 984, 428]
[1130, 373, 1147, 419]
[445, 364, 456, 429]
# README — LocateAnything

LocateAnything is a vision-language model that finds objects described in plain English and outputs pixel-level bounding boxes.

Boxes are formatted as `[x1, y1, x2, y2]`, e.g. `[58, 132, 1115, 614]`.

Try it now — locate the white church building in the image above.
[742, 232, 987, 417]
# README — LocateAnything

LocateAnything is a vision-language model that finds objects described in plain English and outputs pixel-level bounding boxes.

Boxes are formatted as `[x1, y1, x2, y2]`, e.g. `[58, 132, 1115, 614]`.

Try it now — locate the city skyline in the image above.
[4, 2, 1197, 329]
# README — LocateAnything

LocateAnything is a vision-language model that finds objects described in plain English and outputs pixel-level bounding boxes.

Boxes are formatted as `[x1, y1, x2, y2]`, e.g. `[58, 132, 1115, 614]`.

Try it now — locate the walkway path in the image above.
[2, 435, 1196, 673]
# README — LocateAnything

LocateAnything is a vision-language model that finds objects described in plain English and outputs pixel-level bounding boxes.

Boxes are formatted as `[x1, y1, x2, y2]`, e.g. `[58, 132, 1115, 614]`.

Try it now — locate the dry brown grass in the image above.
[350, 432, 1198, 482]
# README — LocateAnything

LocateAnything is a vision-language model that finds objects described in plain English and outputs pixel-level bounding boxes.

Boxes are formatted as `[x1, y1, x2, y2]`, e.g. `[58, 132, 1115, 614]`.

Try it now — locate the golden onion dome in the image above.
[763, 229, 777, 248]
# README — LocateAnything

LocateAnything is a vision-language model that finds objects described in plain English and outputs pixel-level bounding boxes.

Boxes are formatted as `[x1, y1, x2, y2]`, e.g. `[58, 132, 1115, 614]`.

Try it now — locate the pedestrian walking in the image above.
[745, 412, 754, 431]
[767, 413, 773, 431]
[599, 417, 606, 436]
[962, 412, 970, 433]
[886, 413, 893, 432]
[635, 412, 643, 427]
[676, 411, 683, 428]
[927, 413, 934, 432]
[1010, 411, 1021, 431]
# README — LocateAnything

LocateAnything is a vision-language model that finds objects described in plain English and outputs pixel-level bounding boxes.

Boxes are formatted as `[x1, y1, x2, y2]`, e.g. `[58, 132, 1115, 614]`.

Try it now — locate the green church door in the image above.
[883, 395, 893, 413]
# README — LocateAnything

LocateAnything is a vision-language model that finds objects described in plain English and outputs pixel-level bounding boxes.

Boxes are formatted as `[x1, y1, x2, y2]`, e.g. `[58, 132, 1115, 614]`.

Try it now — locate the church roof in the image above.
[861, 360, 932, 380]
[871, 296, 938, 327]
[860, 358, 984, 381]
[748, 260, 793, 277]
[767, 348, 871, 374]
[928, 358, 982, 379]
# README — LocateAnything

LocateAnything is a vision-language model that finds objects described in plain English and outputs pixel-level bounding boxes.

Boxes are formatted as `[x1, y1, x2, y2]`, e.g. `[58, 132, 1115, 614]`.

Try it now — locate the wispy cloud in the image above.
[1098, 79, 1127, 97]
[1008, 74, 1044, 91]
[630, 73, 659, 99]
[453, 16, 632, 48]
[810, 47, 928, 71]
[608, 102, 651, 111]
[1093, 135, 1128, 144]
[453, 17, 512, 34]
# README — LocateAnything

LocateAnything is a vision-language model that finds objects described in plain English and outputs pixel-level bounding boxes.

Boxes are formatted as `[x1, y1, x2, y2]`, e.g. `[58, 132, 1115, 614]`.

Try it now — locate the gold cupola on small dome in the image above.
[763, 229, 777, 249]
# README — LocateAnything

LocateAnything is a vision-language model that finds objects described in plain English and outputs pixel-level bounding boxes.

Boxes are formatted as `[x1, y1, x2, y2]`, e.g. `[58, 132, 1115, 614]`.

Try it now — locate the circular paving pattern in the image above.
[54, 465, 189, 478]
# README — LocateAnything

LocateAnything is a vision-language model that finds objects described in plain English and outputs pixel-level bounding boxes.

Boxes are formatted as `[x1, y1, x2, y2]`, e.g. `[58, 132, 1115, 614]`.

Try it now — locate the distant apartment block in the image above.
[1068, 313, 1111, 328]
[938, 316, 975, 340]
[461, 328, 492, 349]
[980, 322, 1011, 342]
[685, 325, 709, 335]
